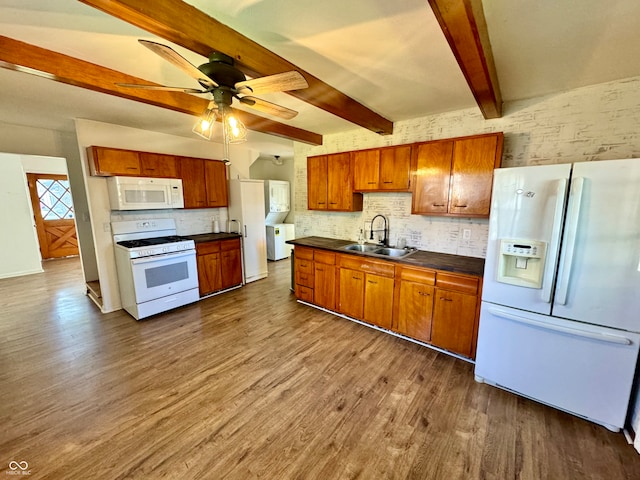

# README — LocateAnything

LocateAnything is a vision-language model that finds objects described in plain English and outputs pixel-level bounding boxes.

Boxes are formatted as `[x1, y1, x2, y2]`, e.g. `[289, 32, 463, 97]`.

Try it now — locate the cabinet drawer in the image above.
[314, 250, 336, 265]
[220, 238, 241, 251]
[296, 270, 314, 288]
[296, 258, 314, 275]
[338, 254, 395, 277]
[296, 284, 314, 302]
[435, 272, 479, 295]
[397, 265, 436, 285]
[295, 246, 314, 261]
[196, 241, 221, 255]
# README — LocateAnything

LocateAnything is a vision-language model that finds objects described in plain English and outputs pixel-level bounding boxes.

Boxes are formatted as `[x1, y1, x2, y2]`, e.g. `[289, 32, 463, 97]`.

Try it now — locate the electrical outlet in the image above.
[463, 228, 471, 240]
[103, 222, 111, 233]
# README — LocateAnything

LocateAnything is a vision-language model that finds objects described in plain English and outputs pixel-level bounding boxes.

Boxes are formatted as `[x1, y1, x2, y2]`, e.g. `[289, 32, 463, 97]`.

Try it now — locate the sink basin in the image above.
[343, 243, 416, 258]
[374, 247, 414, 257]
[343, 244, 380, 253]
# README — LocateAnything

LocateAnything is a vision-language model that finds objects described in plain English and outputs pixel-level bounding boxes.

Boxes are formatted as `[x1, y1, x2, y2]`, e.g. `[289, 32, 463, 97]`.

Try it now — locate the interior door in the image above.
[26, 173, 79, 259]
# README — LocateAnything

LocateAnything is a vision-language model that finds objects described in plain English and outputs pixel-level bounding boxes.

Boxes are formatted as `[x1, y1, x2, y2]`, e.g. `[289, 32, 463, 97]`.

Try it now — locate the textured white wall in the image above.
[294, 76, 640, 258]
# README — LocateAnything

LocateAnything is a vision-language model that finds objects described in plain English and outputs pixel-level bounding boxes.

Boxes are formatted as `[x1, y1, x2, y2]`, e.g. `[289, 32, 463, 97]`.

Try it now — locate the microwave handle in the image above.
[131, 250, 195, 265]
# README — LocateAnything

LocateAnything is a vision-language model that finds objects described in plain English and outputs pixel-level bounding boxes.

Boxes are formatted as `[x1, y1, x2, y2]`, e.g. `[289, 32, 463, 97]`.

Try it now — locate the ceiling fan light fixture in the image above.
[192, 108, 216, 140]
[223, 110, 247, 144]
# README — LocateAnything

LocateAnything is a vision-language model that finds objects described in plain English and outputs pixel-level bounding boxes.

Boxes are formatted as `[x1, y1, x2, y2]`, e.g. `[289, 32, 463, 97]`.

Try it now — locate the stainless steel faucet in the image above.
[369, 214, 388, 246]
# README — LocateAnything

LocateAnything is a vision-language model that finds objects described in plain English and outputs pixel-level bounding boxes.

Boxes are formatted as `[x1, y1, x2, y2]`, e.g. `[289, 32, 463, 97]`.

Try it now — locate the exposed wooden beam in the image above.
[0, 35, 322, 145]
[428, 0, 502, 119]
[78, 0, 394, 135]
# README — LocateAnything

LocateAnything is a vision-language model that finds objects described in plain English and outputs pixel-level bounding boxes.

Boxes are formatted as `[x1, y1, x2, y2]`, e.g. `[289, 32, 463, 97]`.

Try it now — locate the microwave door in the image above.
[122, 185, 170, 210]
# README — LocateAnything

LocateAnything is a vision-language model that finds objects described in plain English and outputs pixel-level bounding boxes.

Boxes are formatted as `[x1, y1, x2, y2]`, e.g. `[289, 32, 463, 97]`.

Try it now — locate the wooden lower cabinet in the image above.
[430, 272, 480, 357]
[293, 246, 482, 359]
[363, 273, 394, 329]
[220, 239, 242, 290]
[196, 238, 242, 297]
[294, 247, 315, 301]
[394, 266, 437, 343]
[197, 242, 222, 297]
[313, 250, 336, 310]
[337, 254, 395, 328]
[338, 268, 365, 319]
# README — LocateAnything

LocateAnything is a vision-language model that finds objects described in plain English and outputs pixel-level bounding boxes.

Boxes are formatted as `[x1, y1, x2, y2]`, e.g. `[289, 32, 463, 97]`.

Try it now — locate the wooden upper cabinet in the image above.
[139, 152, 179, 178]
[307, 153, 362, 212]
[205, 160, 228, 207]
[307, 155, 328, 210]
[449, 134, 503, 216]
[411, 140, 454, 215]
[88, 146, 141, 176]
[180, 157, 207, 209]
[353, 145, 411, 192]
[353, 149, 380, 191]
[379, 145, 411, 190]
[411, 132, 503, 217]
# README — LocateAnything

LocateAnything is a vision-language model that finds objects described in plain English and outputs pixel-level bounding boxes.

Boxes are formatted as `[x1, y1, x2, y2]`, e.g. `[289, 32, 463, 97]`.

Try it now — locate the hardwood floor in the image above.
[1, 257, 639, 479]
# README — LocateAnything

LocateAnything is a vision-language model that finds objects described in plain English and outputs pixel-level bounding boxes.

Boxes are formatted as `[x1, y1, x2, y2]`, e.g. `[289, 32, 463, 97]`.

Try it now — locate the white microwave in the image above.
[107, 176, 184, 210]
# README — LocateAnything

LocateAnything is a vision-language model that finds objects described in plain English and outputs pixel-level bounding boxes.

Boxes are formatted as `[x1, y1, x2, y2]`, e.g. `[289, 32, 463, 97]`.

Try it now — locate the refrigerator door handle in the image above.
[542, 178, 568, 303]
[555, 177, 584, 305]
[487, 307, 633, 345]
[244, 225, 248, 238]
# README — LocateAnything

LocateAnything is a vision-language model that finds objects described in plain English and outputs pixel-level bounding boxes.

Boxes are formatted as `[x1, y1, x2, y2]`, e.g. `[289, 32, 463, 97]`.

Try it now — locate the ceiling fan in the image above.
[118, 40, 309, 141]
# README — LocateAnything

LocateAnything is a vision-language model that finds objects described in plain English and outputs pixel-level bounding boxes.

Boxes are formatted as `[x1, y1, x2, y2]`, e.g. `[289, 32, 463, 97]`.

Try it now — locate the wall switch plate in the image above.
[103, 222, 111, 233]
[463, 228, 471, 240]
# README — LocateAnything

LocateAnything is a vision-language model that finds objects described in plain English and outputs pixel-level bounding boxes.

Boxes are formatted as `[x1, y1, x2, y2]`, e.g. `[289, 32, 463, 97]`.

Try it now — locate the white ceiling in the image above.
[1, 0, 639, 158]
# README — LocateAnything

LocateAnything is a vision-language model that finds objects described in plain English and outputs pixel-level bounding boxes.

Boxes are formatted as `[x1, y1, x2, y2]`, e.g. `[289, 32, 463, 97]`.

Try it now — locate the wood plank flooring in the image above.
[1, 257, 639, 479]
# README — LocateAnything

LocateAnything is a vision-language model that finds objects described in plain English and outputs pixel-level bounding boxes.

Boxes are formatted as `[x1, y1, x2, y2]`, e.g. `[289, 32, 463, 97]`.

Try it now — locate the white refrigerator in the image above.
[228, 179, 268, 283]
[475, 158, 640, 431]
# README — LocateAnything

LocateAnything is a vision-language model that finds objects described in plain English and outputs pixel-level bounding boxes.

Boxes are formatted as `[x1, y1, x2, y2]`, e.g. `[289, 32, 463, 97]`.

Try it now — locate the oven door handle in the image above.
[131, 250, 195, 265]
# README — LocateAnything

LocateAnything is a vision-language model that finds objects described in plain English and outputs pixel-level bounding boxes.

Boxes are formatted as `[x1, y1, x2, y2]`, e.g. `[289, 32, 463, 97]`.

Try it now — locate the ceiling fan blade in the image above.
[238, 96, 298, 120]
[235, 71, 308, 95]
[116, 83, 206, 94]
[138, 39, 217, 88]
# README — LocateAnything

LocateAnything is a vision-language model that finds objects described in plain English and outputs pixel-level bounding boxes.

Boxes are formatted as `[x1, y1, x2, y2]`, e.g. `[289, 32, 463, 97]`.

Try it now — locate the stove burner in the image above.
[117, 235, 188, 249]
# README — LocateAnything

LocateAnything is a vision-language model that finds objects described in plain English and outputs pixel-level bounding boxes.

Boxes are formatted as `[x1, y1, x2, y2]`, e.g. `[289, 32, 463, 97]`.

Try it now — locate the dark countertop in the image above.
[287, 236, 485, 277]
[182, 232, 242, 243]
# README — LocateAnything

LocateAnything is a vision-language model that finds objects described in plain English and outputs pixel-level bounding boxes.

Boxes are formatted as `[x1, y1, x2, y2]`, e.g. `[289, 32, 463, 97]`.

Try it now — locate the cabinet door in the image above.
[431, 289, 477, 357]
[411, 141, 453, 214]
[220, 248, 242, 289]
[140, 152, 178, 178]
[314, 263, 336, 310]
[89, 147, 140, 176]
[396, 281, 434, 342]
[363, 273, 394, 329]
[327, 152, 354, 210]
[449, 135, 501, 216]
[180, 157, 207, 209]
[205, 160, 229, 207]
[307, 155, 328, 210]
[197, 252, 222, 296]
[338, 268, 364, 319]
[380, 145, 411, 190]
[353, 150, 380, 191]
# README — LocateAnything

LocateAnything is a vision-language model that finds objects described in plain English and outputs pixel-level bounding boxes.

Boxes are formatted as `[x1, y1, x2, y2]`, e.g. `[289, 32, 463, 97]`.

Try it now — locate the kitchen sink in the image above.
[343, 244, 381, 253]
[342, 244, 416, 258]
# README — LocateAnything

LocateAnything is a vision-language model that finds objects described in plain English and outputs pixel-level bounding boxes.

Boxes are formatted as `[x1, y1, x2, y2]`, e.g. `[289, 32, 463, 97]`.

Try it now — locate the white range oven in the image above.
[112, 219, 199, 320]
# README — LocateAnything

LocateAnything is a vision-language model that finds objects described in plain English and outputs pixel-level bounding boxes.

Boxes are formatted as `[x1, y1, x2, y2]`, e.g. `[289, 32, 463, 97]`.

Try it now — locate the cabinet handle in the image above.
[418, 291, 431, 296]
[316, 268, 324, 272]
[367, 280, 377, 284]
[330, 202, 338, 205]
[383, 181, 393, 184]
[368, 181, 377, 184]
[318, 202, 326, 205]
[352, 276, 361, 281]
[432, 203, 445, 207]
[440, 297, 453, 302]
[126, 167, 137, 170]
[454, 204, 467, 208]
[146, 168, 156, 171]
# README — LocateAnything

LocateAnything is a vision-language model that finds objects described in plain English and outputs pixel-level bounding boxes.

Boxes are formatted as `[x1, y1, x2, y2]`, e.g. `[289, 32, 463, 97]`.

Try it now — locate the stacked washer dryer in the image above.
[264, 180, 295, 261]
